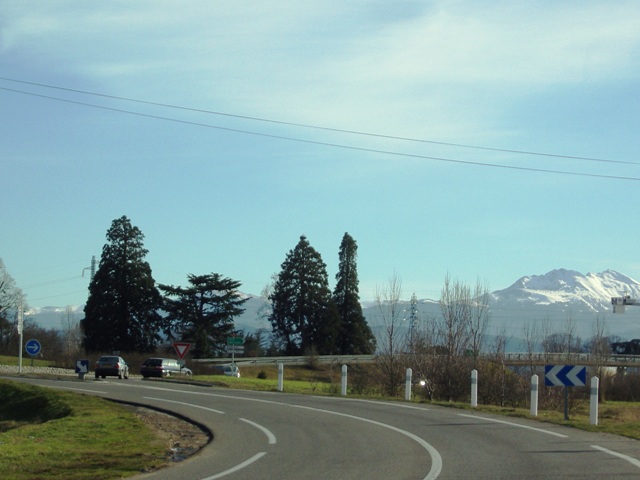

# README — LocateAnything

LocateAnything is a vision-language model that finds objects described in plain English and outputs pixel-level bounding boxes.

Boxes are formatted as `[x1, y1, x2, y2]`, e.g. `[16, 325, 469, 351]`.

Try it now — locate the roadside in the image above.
[122, 405, 211, 464]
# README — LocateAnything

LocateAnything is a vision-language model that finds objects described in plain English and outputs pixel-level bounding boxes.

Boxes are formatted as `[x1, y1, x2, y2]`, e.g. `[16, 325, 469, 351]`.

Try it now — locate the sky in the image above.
[2, 1, 640, 312]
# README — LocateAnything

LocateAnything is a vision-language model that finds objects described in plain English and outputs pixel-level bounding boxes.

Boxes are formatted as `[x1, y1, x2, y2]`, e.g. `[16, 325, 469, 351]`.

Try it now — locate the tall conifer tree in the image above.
[160, 273, 247, 358]
[269, 236, 340, 355]
[333, 233, 376, 354]
[82, 216, 162, 353]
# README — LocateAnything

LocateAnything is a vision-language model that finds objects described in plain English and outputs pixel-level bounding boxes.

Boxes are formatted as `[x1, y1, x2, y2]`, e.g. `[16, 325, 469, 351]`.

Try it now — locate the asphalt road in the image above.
[7, 376, 640, 479]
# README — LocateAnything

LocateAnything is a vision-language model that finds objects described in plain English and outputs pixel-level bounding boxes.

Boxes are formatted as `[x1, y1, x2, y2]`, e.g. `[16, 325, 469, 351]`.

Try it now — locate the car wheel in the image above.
[95, 373, 99, 379]
[101, 375, 106, 379]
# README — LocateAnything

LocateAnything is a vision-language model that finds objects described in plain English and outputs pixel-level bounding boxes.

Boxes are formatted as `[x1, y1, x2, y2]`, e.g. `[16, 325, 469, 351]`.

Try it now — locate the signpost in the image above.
[25, 339, 41, 356]
[17, 303, 23, 374]
[24, 339, 41, 367]
[545, 365, 587, 420]
[227, 337, 245, 364]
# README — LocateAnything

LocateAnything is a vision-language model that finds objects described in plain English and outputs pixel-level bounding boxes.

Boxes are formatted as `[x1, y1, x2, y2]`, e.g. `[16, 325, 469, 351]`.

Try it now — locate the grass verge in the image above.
[0, 380, 167, 480]
[442, 400, 640, 440]
[0, 355, 54, 368]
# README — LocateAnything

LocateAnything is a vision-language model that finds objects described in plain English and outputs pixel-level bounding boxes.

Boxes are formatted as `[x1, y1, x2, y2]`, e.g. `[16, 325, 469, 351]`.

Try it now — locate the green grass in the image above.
[0, 355, 54, 367]
[195, 364, 344, 394]
[420, 399, 640, 440]
[0, 380, 167, 480]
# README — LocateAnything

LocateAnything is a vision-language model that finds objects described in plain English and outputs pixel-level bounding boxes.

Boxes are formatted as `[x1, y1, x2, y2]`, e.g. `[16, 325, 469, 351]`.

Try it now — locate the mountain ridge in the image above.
[26, 269, 640, 340]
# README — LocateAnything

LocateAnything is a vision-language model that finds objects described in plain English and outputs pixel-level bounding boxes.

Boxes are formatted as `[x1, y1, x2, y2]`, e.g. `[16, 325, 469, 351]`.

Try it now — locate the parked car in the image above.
[140, 358, 192, 378]
[94, 355, 129, 379]
[211, 364, 241, 377]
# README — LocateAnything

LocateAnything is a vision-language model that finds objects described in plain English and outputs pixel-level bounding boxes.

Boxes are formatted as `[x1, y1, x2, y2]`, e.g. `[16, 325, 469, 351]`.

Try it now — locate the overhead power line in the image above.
[1, 76, 633, 166]
[2, 80, 639, 181]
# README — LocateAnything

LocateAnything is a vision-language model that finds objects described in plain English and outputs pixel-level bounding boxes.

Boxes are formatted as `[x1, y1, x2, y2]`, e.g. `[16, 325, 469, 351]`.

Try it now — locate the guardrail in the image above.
[192, 353, 640, 368]
[503, 353, 640, 367]
[192, 355, 375, 366]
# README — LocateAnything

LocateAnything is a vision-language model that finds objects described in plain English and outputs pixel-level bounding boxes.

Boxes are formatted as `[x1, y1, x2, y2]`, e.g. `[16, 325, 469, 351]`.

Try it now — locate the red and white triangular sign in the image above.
[173, 342, 191, 359]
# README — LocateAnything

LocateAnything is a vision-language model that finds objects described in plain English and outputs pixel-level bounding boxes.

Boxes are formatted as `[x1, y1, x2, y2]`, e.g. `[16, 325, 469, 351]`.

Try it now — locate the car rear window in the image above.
[100, 356, 119, 362]
[144, 359, 163, 366]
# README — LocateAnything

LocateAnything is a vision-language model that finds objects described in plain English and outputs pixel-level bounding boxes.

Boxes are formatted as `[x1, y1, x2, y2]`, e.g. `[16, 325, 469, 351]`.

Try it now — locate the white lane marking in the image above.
[312, 395, 431, 411]
[591, 445, 640, 469]
[289, 403, 442, 480]
[60, 383, 439, 479]
[144, 397, 225, 415]
[200, 452, 267, 480]
[239, 418, 277, 444]
[458, 413, 568, 438]
[153, 389, 441, 479]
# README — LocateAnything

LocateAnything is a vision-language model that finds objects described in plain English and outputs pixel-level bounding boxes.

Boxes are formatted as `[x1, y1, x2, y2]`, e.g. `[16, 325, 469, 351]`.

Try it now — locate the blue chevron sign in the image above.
[545, 365, 586, 387]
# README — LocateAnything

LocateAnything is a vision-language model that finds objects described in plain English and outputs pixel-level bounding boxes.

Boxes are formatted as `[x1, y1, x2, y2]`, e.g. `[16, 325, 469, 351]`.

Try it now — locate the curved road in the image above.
[7, 376, 640, 479]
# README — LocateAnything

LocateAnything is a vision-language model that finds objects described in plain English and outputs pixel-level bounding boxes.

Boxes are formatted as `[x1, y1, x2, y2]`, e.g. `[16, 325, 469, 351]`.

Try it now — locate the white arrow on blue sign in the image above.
[545, 365, 586, 387]
[75, 359, 89, 374]
[25, 339, 41, 356]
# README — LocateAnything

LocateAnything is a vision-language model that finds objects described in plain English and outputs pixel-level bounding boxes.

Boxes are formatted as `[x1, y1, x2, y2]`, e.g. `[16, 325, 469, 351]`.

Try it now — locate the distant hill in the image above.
[27, 269, 640, 347]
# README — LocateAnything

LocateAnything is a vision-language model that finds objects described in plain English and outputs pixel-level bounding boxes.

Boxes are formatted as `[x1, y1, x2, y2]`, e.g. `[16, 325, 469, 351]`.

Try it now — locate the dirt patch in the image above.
[124, 405, 211, 463]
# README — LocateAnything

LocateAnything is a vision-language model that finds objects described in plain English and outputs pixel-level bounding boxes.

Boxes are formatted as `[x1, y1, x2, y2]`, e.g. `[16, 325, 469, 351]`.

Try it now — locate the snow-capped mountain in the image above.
[26, 269, 640, 342]
[362, 269, 640, 343]
[490, 269, 640, 313]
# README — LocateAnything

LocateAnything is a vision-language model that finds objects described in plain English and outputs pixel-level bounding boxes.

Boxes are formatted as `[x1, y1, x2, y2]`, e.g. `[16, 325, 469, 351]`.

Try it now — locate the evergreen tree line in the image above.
[268, 234, 376, 356]
[81, 216, 375, 358]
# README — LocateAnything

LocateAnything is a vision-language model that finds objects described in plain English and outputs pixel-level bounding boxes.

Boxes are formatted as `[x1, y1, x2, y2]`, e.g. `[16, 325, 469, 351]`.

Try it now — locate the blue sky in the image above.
[2, 1, 640, 310]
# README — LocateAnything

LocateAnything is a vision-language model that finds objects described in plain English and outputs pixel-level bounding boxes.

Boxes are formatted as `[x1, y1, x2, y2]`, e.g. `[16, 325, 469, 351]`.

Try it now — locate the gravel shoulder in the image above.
[123, 404, 211, 463]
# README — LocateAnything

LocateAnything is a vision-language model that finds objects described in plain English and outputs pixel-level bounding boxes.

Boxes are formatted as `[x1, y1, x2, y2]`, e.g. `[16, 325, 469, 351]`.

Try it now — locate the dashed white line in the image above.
[239, 418, 277, 444]
[200, 452, 267, 480]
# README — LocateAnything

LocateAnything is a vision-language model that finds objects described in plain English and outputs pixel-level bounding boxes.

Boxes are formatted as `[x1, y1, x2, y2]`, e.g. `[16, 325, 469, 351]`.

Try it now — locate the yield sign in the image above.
[544, 365, 586, 387]
[173, 342, 191, 359]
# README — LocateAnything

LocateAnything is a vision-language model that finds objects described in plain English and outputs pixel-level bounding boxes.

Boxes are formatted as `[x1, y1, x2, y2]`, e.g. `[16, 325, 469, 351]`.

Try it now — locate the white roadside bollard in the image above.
[530, 374, 539, 417]
[405, 368, 413, 401]
[341, 364, 348, 396]
[471, 369, 478, 408]
[277, 363, 284, 392]
[590, 376, 599, 425]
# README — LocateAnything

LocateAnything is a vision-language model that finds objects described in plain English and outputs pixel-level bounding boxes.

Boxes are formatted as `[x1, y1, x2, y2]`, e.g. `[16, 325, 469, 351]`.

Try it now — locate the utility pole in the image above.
[409, 292, 418, 346]
[82, 255, 96, 281]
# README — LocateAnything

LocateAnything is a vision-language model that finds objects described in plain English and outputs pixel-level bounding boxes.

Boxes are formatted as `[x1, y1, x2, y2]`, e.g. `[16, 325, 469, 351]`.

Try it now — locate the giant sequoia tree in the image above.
[82, 216, 163, 353]
[160, 273, 247, 358]
[269, 236, 340, 355]
[333, 233, 376, 354]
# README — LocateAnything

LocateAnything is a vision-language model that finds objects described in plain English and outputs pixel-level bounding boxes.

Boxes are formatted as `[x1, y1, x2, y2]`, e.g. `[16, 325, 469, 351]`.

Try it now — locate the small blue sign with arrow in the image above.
[25, 339, 42, 356]
[545, 364, 586, 387]
[75, 359, 89, 374]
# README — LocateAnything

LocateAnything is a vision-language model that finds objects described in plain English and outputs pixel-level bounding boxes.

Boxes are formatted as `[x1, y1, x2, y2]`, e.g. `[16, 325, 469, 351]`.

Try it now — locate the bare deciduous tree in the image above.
[60, 306, 82, 367]
[374, 272, 405, 396]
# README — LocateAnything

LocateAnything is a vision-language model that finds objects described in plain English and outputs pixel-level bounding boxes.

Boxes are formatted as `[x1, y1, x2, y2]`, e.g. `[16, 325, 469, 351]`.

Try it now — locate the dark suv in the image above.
[140, 358, 192, 378]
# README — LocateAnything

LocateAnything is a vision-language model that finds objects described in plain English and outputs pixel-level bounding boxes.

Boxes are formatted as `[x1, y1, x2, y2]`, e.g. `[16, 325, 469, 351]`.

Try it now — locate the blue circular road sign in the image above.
[25, 339, 41, 356]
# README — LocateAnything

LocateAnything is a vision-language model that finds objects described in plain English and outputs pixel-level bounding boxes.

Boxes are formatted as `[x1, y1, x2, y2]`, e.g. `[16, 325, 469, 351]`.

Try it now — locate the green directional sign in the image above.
[227, 337, 244, 346]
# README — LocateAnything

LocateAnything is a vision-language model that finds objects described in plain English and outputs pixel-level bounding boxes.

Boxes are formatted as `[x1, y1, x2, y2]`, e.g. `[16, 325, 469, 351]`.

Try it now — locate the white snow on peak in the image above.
[492, 268, 640, 312]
